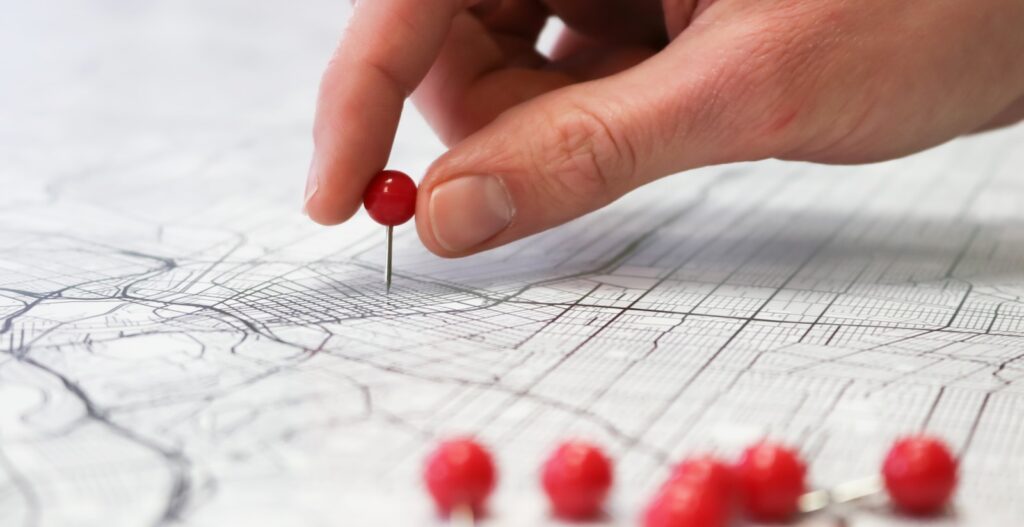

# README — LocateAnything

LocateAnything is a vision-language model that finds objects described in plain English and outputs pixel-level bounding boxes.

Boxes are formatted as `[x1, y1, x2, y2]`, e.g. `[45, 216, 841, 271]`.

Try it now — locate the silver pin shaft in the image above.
[385, 226, 393, 293]
[451, 504, 475, 527]
[798, 476, 882, 526]
[798, 475, 883, 514]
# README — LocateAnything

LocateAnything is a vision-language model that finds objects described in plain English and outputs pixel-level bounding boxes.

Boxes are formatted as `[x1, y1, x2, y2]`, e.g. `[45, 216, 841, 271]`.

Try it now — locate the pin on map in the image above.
[362, 170, 417, 293]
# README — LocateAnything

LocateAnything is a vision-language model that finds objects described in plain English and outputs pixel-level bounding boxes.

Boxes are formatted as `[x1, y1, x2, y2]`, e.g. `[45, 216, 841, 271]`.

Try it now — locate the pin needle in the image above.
[362, 170, 417, 293]
[798, 476, 882, 526]
[798, 475, 883, 514]
[450, 503, 475, 527]
[385, 225, 393, 292]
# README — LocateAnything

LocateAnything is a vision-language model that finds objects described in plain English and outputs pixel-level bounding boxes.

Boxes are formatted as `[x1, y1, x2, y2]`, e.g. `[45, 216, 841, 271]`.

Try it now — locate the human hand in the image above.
[304, 0, 1024, 256]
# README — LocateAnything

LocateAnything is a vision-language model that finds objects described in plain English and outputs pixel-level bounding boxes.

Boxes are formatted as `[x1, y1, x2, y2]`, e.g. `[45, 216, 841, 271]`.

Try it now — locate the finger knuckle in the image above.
[532, 103, 637, 207]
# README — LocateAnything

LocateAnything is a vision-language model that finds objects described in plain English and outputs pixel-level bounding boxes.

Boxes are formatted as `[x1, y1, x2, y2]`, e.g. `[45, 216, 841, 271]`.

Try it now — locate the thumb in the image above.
[414, 33, 776, 257]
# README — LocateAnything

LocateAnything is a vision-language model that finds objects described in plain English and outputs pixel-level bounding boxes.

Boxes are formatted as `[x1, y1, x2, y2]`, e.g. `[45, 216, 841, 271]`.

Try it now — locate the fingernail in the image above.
[303, 155, 320, 214]
[429, 175, 513, 252]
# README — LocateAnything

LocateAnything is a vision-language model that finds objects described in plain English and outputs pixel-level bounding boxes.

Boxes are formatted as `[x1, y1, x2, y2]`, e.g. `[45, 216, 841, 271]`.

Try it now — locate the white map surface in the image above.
[2, 2, 1024, 526]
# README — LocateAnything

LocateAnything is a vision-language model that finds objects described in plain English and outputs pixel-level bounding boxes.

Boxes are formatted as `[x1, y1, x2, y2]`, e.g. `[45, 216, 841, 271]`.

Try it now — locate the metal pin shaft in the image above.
[385, 226, 393, 293]
[798, 475, 883, 514]
[798, 476, 882, 527]
[451, 504, 474, 527]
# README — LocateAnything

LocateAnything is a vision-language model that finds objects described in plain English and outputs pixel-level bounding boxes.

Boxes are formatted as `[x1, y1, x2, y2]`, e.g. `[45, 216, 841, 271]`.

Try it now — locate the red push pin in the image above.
[796, 434, 958, 521]
[362, 170, 417, 292]
[882, 435, 958, 515]
[643, 454, 734, 527]
[667, 455, 734, 501]
[541, 440, 614, 520]
[643, 477, 730, 527]
[734, 441, 807, 522]
[424, 437, 496, 524]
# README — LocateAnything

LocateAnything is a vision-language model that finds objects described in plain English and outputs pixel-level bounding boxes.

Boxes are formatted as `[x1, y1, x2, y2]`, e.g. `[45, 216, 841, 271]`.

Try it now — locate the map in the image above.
[2, 2, 1023, 526]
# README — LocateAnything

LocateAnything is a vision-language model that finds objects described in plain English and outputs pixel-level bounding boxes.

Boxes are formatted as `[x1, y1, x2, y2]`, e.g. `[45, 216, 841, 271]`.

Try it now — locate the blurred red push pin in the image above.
[424, 437, 497, 525]
[541, 440, 614, 520]
[643, 478, 730, 527]
[735, 441, 807, 522]
[797, 434, 959, 520]
[883, 435, 958, 515]
[668, 455, 735, 501]
[644, 454, 734, 527]
[362, 170, 417, 292]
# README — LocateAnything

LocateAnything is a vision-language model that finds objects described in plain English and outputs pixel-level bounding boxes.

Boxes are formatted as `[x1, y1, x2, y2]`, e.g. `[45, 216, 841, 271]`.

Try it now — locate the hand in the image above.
[304, 0, 1024, 257]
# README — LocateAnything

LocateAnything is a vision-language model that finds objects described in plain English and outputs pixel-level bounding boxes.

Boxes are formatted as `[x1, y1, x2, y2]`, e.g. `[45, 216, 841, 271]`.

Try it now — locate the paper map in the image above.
[2, 2, 1023, 526]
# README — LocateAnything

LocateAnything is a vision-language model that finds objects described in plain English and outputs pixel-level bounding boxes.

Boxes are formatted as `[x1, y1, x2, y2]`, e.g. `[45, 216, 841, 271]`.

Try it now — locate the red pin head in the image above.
[882, 435, 958, 516]
[668, 455, 734, 501]
[643, 478, 730, 527]
[362, 170, 417, 226]
[734, 441, 806, 522]
[541, 440, 613, 520]
[423, 437, 496, 516]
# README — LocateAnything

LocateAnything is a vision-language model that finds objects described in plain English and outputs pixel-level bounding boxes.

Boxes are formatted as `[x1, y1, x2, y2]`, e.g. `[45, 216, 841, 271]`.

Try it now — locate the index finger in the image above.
[304, 0, 477, 225]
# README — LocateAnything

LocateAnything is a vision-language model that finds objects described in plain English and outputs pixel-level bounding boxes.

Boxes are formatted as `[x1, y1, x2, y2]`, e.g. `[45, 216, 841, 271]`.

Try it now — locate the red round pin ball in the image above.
[423, 437, 496, 516]
[667, 455, 735, 501]
[734, 442, 807, 522]
[541, 440, 614, 520]
[643, 478, 730, 527]
[362, 170, 417, 226]
[882, 435, 958, 516]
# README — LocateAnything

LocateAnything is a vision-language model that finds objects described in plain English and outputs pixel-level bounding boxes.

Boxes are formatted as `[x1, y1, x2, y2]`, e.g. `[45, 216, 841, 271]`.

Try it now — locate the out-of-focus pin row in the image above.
[421, 435, 958, 526]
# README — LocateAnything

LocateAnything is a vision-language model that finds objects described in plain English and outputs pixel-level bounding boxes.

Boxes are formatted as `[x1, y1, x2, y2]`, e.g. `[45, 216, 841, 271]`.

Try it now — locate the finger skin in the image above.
[415, 0, 1024, 257]
[544, 0, 667, 47]
[305, 0, 471, 225]
[411, 7, 559, 146]
[549, 28, 655, 80]
[414, 40, 743, 257]
[753, 0, 1024, 164]
[412, 9, 815, 258]
[975, 94, 1024, 133]
[311, 0, 1024, 257]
